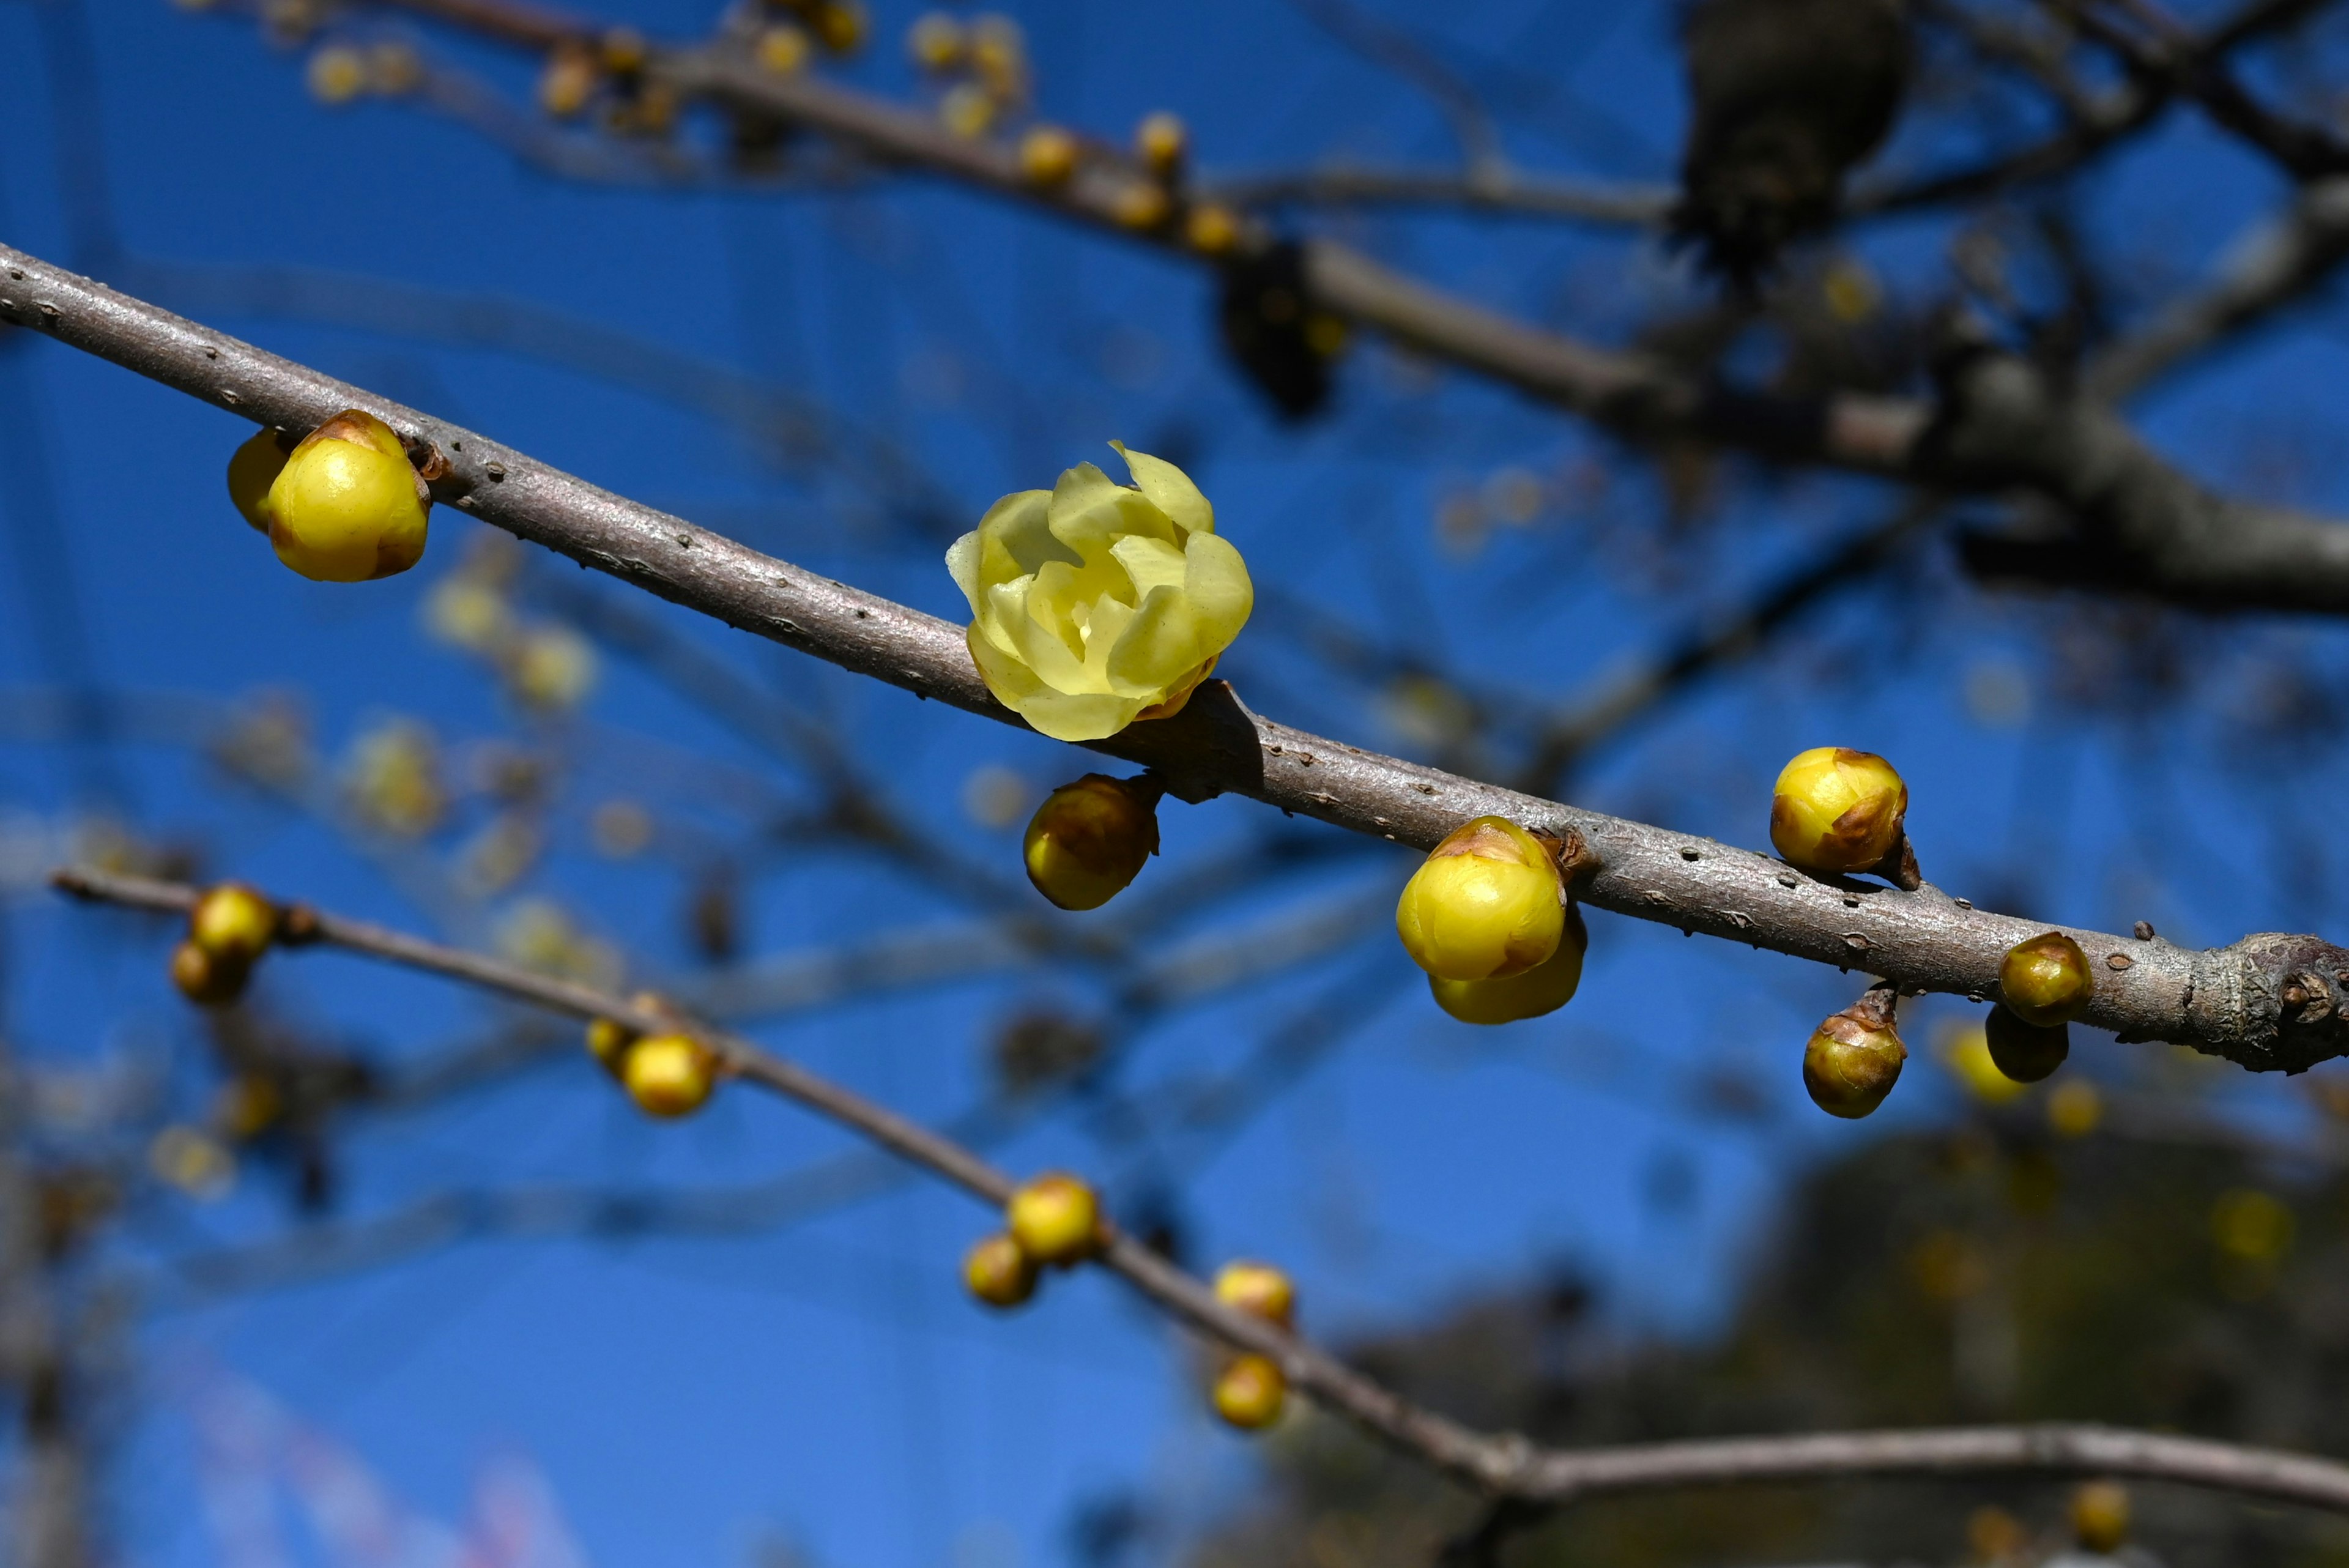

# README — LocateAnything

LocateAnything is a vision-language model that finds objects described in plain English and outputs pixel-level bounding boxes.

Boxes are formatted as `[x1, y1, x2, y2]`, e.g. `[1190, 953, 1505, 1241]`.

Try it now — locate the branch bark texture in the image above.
[6, 243, 2349, 1068]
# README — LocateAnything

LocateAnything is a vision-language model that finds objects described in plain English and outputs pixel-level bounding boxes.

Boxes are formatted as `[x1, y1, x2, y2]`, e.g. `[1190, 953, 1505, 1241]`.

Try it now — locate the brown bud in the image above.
[962, 1232, 1038, 1309]
[1999, 931, 2094, 1027]
[1984, 1006, 2069, 1083]
[171, 941, 250, 1008]
[1803, 988, 1906, 1119]
[2071, 1481, 2129, 1555]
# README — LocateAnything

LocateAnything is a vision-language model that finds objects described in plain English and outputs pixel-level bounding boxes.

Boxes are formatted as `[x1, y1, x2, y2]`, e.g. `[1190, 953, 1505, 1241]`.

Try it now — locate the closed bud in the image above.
[227, 427, 296, 533]
[1185, 203, 1240, 256]
[1213, 1260, 1295, 1327]
[1768, 746, 1907, 875]
[1023, 775, 1159, 911]
[1006, 1172, 1100, 1266]
[812, 0, 864, 53]
[171, 940, 249, 1007]
[598, 26, 645, 72]
[2071, 1481, 2129, 1555]
[1111, 182, 1172, 231]
[1135, 111, 1187, 177]
[1019, 125, 1080, 187]
[755, 23, 810, 75]
[1211, 1353, 1285, 1430]
[1395, 817, 1564, 983]
[1804, 990, 1906, 1119]
[538, 44, 597, 117]
[306, 43, 368, 103]
[585, 1016, 637, 1079]
[1429, 903, 1587, 1025]
[1998, 931, 2093, 1027]
[622, 1033, 717, 1118]
[189, 882, 278, 967]
[963, 1232, 1037, 1308]
[264, 410, 431, 582]
[907, 11, 962, 70]
[1984, 1006, 2069, 1083]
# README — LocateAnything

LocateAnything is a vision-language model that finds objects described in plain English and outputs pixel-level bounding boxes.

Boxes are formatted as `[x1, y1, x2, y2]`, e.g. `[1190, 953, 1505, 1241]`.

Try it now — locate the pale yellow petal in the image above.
[974, 489, 1071, 585]
[1049, 462, 1178, 555]
[1108, 534, 1188, 600]
[1010, 687, 1149, 743]
[988, 577, 1093, 692]
[1105, 585, 1206, 699]
[970, 571, 1035, 660]
[1181, 530, 1253, 648]
[1111, 442, 1213, 537]
[945, 532, 983, 611]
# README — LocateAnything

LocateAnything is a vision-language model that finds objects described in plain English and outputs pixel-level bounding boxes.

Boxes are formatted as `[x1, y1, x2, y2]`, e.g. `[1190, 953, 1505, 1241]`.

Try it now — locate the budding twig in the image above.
[50, 863, 2349, 1515]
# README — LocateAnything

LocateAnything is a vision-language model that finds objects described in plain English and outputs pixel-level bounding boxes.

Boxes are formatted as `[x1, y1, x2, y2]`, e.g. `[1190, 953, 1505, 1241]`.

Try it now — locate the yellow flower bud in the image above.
[306, 44, 368, 104]
[948, 445, 1252, 742]
[585, 1016, 636, 1079]
[1998, 931, 2093, 1027]
[598, 26, 646, 72]
[1212, 1260, 1295, 1327]
[1803, 992, 1906, 1119]
[538, 44, 597, 117]
[1185, 203, 1240, 256]
[264, 411, 431, 582]
[2071, 1481, 2129, 1555]
[1984, 1006, 2069, 1083]
[1395, 817, 1564, 983]
[1135, 111, 1187, 177]
[1428, 903, 1586, 1025]
[1211, 1353, 1285, 1430]
[907, 11, 962, 70]
[1023, 774, 1159, 910]
[216, 1074, 284, 1140]
[755, 23, 810, 74]
[812, 0, 864, 53]
[2047, 1078, 2102, 1138]
[170, 940, 248, 1007]
[1111, 182, 1172, 231]
[1019, 125, 1079, 187]
[367, 42, 421, 94]
[622, 1033, 717, 1118]
[189, 882, 277, 967]
[1006, 1172, 1099, 1266]
[962, 1232, 1037, 1308]
[1768, 746, 1908, 874]
[1940, 1026, 2026, 1104]
[227, 427, 295, 533]
[939, 82, 996, 139]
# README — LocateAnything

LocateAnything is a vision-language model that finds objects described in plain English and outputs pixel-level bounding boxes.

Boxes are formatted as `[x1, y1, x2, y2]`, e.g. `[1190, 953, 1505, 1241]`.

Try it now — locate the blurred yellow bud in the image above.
[495, 898, 620, 986]
[1111, 182, 1172, 231]
[1821, 258, 1881, 323]
[149, 1126, 236, 1200]
[755, 23, 811, 74]
[306, 44, 368, 103]
[264, 410, 429, 582]
[215, 1074, 284, 1140]
[538, 45, 597, 117]
[968, 14, 1025, 97]
[585, 1015, 636, 1079]
[1185, 203, 1240, 256]
[598, 26, 646, 72]
[1213, 1260, 1295, 1327]
[1395, 817, 1564, 983]
[1804, 992, 1906, 1118]
[1304, 313, 1348, 358]
[1006, 1172, 1099, 1266]
[1984, 1007, 2069, 1083]
[812, 0, 864, 53]
[939, 81, 996, 139]
[508, 625, 598, 711]
[1940, 1026, 2027, 1104]
[623, 1033, 717, 1118]
[1998, 931, 2093, 1027]
[190, 882, 277, 967]
[423, 574, 511, 652]
[1211, 1354, 1285, 1430]
[2047, 1077, 2102, 1137]
[368, 42, 421, 94]
[1768, 746, 1907, 875]
[907, 11, 963, 70]
[1135, 111, 1187, 177]
[948, 444, 1250, 742]
[2213, 1187, 2293, 1261]
[1019, 124, 1080, 187]
[226, 427, 294, 533]
[170, 940, 248, 1008]
[2071, 1481, 2129, 1555]
[1429, 903, 1586, 1025]
[963, 1232, 1038, 1308]
[344, 720, 444, 837]
[1023, 774, 1159, 910]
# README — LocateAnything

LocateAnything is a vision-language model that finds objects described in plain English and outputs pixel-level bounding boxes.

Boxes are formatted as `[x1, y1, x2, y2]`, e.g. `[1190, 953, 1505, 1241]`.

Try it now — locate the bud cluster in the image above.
[581, 996, 721, 1118]
[228, 409, 431, 583]
[169, 883, 283, 1009]
[1208, 1259, 1297, 1430]
[962, 1172, 1103, 1313]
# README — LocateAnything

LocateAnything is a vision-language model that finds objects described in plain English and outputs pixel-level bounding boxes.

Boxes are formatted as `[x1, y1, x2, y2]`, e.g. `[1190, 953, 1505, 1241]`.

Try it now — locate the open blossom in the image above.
[948, 444, 1252, 743]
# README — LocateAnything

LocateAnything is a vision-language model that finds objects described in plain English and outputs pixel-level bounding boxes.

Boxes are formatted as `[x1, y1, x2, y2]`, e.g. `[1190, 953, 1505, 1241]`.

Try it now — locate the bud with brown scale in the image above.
[1803, 984, 1906, 1118]
[1023, 775, 1160, 911]
[1212, 1353, 1286, 1430]
[962, 1232, 1039, 1308]
[1999, 931, 2093, 1027]
[1395, 817, 1565, 983]
[1006, 1172, 1101, 1266]
[1213, 1260, 1296, 1328]
[1984, 1006, 2069, 1083]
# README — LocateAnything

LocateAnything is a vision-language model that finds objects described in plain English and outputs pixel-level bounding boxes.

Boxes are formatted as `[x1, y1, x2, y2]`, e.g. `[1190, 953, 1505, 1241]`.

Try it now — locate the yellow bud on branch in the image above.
[1006, 1172, 1100, 1266]
[962, 1232, 1038, 1308]
[262, 409, 431, 582]
[1804, 986, 1906, 1119]
[1212, 1353, 1286, 1430]
[1428, 902, 1587, 1025]
[1395, 817, 1564, 983]
[1768, 746, 1909, 878]
[1999, 931, 2094, 1027]
[1023, 773, 1159, 910]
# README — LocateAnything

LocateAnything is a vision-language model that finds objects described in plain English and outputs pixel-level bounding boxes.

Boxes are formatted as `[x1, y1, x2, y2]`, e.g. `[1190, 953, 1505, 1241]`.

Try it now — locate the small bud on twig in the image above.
[1803, 983, 1906, 1119]
[1023, 774, 1161, 911]
[1213, 1260, 1296, 1328]
[1212, 1353, 1286, 1430]
[963, 1232, 1039, 1308]
[1999, 931, 2095, 1027]
[1397, 817, 1565, 983]
[1770, 747, 1915, 885]
[1984, 1006, 2070, 1083]
[1007, 1172, 1102, 1266]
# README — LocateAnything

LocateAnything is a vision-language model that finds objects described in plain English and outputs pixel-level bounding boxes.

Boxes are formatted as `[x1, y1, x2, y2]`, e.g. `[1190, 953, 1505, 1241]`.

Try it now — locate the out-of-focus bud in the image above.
[1135, 111, 1187, 178]
[1007, 1172, 1100, 1266]
[963, 1232, 1038, 1308]
[940, 81, 996, 139]
[1023, 775, 1160, 911]
[306, 44, 368, 103]
[1185, 203, 1240, 256]
[149, 1126, 236, 1199]
[1395, 817, 1564, 983]
[171, 940, 249, 1007]
[228, 427, 295, 533]
[216, 1075, 285, 1140]
[598, 26, 646, 72]
[907, 10, 962, 70]
[1019, 124, 1080, 187]
[190, 882, 277, 967]
[508, 625, 598, 711]
[2071, 1481, 2129, 1555]
[1984, 1006, 2069, 1083]
[1211, 1353, 1285, 1430]
[1803, 987, 1906, 1119]
[1940, 1026, 2026, 1105]
[344, 719, 445, 837]
[1998, 931, 2093, 1028]
[1428, 903, 1586, 1025]
[1111, 182, 1172, 231]
[2047, 1078, 2102, 1138]
[622, 1034, 717, 1118]
[968, 14, 1026, 98]
[586, 1016, 637, 1079]
[539, 43, 598, 117]
[1213, 1260, 1295, 1327]
[1768, 746, 1908, 875]
[755, 23, 810, 74]
[264, 410, 430, 582]
[812, 0, 863, 53]
[368, 42, 421, 94]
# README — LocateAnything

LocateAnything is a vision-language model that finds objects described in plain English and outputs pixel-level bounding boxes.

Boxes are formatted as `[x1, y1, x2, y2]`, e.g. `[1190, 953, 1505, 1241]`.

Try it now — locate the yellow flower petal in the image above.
[1049, 463, 1178, 556]
[1106, 585, 1207, 698]
[1109, 534, 1189, 600]
[1111, 441, 1213, 537]
[1182, 530, 1253, 642]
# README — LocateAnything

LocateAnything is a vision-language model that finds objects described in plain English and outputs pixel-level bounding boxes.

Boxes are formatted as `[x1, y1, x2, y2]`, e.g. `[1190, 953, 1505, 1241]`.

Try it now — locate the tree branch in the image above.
[8, 242, 2349, 1066]
[53, 864, 2349, 1516]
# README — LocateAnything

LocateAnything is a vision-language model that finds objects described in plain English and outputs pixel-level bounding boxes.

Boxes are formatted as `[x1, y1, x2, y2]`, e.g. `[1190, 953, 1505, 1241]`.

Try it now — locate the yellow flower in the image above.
[948, 445, 1252, 742]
